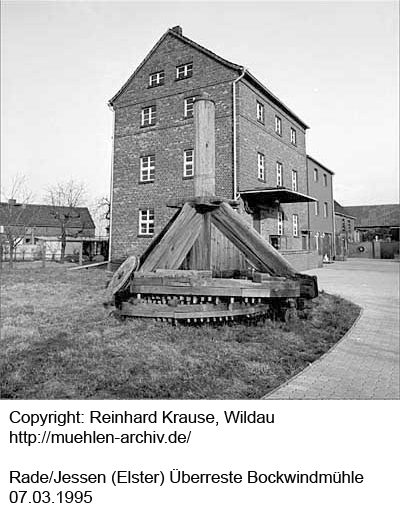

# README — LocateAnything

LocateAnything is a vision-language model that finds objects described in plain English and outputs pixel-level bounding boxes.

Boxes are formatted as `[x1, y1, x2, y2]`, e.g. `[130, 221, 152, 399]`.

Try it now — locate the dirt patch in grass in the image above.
[0, 263, 360, 399]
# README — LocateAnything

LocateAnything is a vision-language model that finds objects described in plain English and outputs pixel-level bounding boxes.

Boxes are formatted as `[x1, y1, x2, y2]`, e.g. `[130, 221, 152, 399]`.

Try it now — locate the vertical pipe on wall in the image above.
[331, 174, 336, 258]
[107, 106, 115, 269]
[232, 68, 246, 200]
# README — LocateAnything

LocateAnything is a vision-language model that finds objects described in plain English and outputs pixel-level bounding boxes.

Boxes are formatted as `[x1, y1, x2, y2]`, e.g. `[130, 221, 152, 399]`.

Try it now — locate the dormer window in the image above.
[149, 71, 164, 87]
[176, 63, 193, 80]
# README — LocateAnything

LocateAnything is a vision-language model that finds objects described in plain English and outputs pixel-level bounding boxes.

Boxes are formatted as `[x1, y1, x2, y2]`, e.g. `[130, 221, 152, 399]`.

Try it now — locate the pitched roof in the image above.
[0, 203, 95, 230]
[344, 204, 400, 228]
[307, 155, 334, 175]
[109, 26, 309, 129]
[334, 201, 356, 218]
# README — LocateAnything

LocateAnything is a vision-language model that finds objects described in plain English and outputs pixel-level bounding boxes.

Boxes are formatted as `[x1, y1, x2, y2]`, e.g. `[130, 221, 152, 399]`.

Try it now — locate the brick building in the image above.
[109, 26, 326, 271]
[306, 156, 335, 259]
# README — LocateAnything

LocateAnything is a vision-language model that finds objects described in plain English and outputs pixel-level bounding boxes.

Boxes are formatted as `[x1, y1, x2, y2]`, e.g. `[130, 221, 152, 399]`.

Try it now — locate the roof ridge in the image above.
[108, 27, 308, 128]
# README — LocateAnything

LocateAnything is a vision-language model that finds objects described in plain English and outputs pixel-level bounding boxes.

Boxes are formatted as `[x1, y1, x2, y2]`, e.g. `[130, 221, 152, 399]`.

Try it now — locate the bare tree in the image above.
[0, 175, 34, 268]
[92, 195, 110, 237]
[43, 179, 87, 263]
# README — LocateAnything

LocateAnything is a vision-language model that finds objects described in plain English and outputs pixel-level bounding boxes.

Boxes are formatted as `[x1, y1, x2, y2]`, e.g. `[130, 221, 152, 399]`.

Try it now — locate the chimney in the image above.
[8, 199, 17, 207]
[171, 25, 183, 36]
[194, 94, 216, 197]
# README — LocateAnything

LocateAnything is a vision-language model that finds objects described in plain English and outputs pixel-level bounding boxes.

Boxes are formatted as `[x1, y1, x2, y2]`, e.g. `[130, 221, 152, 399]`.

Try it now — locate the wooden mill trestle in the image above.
[108, 95, 318, 322]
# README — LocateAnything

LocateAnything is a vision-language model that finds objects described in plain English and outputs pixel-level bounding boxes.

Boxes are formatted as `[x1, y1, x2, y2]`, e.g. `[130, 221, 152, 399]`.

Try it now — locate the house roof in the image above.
[0, 203, 95, 230]
[109, 26, 309, 129]
[344, 204, 400, 228]
[307, 155, 334, 175]
[334, 201, 357, 219]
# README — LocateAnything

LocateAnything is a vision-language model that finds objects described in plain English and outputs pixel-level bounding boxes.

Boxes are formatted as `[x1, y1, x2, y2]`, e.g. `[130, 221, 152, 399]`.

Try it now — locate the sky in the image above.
[1, 0, 399, 208]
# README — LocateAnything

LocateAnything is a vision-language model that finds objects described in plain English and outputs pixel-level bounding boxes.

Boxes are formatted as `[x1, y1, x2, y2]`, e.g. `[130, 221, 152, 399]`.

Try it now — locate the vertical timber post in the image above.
[191, 95, 216, 270]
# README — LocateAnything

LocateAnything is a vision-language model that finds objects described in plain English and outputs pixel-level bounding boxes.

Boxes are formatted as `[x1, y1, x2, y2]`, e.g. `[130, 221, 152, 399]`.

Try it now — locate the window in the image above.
[184, 97, 195, 118]
[291, 169, 298, 191]
[149, 71, 164, 87]
[139, 209, 154, 236]
[315, 201, 319, 216]
[257, 153, 265, 181]
[275, 115, 282, 135]
[277, 211, 284, 235]
[140, 155, 155, 182]
[141, 105, 156, 126]
[293, 214, 299, 237]
[256, 101, 264, 123]
[176, 63, 193, 80]
[323, 174, 328, 187]
[323, 202, 328, 218]
[184, 149, 194, 178]
[290, 128, 297, 145]
[313, 168, 318, 182]
[347, 219, 351, 231]
[342, 219, 346, 231]
[276, 162, 283, 186]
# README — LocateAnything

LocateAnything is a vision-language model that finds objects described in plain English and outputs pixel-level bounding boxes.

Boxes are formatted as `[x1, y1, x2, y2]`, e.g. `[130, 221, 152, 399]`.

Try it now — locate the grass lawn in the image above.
[0, 262, 360, 399]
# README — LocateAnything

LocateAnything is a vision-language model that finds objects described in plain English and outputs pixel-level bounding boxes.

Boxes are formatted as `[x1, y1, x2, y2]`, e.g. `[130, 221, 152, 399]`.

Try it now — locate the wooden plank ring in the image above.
[103, 255, 138, 305]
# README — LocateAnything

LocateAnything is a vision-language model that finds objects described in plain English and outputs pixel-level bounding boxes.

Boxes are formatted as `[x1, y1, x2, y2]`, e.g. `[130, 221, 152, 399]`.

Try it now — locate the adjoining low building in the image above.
[306, 156, 335, 260]
[334, 200, 357, 259]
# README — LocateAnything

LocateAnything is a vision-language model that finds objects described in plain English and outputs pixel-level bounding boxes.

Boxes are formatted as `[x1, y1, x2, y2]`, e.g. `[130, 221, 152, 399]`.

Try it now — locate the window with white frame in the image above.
[184, 97, 195, 118]
[323, 174, 328, 187]
[183, 149, 194, 178]
[256, 101, 264, 123]
[140, 155, 155, 182]
[315, 201, 320, 216]
[291, 169, 298, 191]
[276, 162, 283, 186]
[290, 127, 297, 145]
[275, 115, 282, 135]
[313, 168, 318, 182]
[176, 63, 193, 80]
[138, 209, 154, 236]
[141, 105, 156, 126]
[277, 211, 284, 235]
[149, 71, 164, 87]
[323, 202, 328, 218]
[292, 214, 299, 237]
[257, 152, 265, 181]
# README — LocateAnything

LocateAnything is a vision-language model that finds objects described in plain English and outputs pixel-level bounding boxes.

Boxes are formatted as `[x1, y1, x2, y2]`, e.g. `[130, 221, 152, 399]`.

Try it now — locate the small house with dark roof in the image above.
[0, 201, 95, 242]
[0, 201, 99, 261]
[108, 25, 327, 272]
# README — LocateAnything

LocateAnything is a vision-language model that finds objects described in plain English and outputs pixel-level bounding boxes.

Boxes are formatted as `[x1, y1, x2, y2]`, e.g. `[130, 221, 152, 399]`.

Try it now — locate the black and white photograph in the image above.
[1, 1, 399, 527]
[1, 0, 398, 401]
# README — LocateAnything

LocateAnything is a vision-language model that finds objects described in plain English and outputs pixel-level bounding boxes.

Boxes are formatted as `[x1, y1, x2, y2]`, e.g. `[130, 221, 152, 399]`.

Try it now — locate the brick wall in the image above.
[236, 80, 308, 252]
[307, 157, 334, 235]
[109, 31, 313, 265]
[110, 32, 238, 261]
